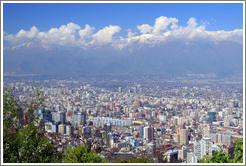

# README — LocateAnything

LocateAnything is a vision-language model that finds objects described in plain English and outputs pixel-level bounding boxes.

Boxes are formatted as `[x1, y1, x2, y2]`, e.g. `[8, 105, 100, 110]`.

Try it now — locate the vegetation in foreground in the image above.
[3, 86, 244, 163]
[199, 138, 243, 163]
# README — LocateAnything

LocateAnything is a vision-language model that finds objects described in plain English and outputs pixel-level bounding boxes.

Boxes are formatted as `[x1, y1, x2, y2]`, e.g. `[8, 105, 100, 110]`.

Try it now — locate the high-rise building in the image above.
[56, 105, 62, 112]
[201, 136, 212, 159]
[52, 110, 66, 124]
[71, 110, 86, 128]
[45, 122, 51, 131]
[222, 133, 233, 146]
[58, 123, 66, 135]
[135, 126, 144, 138]
[224, 116, 230, 127]
[217, 133, 222, 144]
[178, 146, 188, 161]
[45, 122, 58, 133]
[180, 129, 189, 145]
[58, 110, 66, 123]
[107, 133, 114, 148]
[208, 112, 217, 123]
[187, 152, 197, 163]
[134, 98, 142, 107]
[109, 102, 115, 111]
[193, 140, 201, 161]
[210, 133, 217, 144]
[175, 134, 180, 143]
[203, 125, 211, 137]
[65, 125, 73, 136]
[81, 126, 91, 139]
[118, 87, 122, 93]
[143, 126, 154, 142]
[37, 109, 52, 121]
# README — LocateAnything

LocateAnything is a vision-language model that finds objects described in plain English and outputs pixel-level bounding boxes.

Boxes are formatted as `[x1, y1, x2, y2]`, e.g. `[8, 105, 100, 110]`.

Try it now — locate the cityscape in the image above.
[3, 76, 244, 163]
[2, 2, 244, 164]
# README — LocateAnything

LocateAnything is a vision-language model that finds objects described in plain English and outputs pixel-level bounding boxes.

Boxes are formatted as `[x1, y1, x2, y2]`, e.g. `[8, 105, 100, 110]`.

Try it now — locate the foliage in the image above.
[3, 87, 21, 162]
[232, 138, 243, 163]
[199, 138, 243, 163]
[114, 157, 152, 163]
[199, 150, 231, 163]
[3, 86, 62, 163]
[63, 144, 107, 163]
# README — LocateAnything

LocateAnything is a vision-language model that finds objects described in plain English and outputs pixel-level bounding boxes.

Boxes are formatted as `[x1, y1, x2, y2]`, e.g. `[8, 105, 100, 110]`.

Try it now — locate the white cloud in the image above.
[3, 16, 243, 50]
[16, 26, 39, 38]
[137, 24, 153, 34]
[37, 22, 81, 46]
[206, 29, 243, 44]
[169, 18, 205, 40]
[120, 16, 242, 49]
[152, 16, 178, 35]
[4, 26, 39, 44]
[79, 24, 95, 40]
[127, 29, 137, 38]
[187, 17, 197, 28]
[92, 25, 121, 45]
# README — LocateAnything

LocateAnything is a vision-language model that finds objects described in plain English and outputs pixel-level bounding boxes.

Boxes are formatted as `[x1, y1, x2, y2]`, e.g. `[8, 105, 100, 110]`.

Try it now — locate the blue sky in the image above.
[3, 3, 243, 34]
[3, 2, 244, 78]
[3, 2, 243, 50]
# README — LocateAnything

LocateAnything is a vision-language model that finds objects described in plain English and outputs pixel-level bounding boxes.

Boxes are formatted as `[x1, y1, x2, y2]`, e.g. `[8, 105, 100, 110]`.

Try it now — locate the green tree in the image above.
[232, 138, 243, 163]
[114, 157, 152, 163]
[199, 138, 243, 163]
[199, 150, 232, 163]
[3, 86, 62, 163]
[63, 144, 107, 163]
[3, 87, 21, 162]
[13, 121, 61, 163]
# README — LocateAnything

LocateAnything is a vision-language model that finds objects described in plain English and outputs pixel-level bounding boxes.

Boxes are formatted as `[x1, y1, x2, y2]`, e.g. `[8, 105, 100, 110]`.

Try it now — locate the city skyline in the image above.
[1, 2, 245, 163]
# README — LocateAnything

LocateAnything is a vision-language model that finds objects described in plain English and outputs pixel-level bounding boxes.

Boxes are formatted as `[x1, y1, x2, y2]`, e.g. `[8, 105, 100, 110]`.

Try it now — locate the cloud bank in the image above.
[4, 16, 243, 50]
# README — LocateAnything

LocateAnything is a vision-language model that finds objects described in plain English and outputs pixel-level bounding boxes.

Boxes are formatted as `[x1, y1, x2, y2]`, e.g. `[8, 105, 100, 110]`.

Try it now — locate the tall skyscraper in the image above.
[201, 136, 212, 158]
[203, 125, 211, 137]
[58, 123, 66, 135]
[136, 126, 144, 138]
[187, 152, 197, 163]
[52, 110, 66, 124]
[143, 126, 154, 142]
[66, 125, 73, 136]
[58, 110, 66, 124]
[180, 129, 188, 145]
[193, 140, 201, 161]
[208, 112, 217, 123]
[224, 116, 230, 127]
[178, 146, 188, 161]
[71, 110, 86, 128]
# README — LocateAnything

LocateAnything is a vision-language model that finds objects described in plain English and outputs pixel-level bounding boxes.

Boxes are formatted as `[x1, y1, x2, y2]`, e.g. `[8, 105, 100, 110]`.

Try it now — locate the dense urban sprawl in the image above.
[4, 77, 243, 163]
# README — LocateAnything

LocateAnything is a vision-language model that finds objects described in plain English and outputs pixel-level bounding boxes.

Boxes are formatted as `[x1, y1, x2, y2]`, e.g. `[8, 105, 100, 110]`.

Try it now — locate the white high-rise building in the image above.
[52, 110, 66, 124]
[193, 140, 201, 161]
[71, 110, 86, 128]
[187, 152, 197, 163]
[143, 126, 154, 142]
[224, 116, 230, 127]
[201, 136, 212, 159]
[178, 146, 188, 161]
[203, 125, 211, 137]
